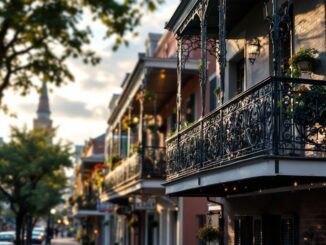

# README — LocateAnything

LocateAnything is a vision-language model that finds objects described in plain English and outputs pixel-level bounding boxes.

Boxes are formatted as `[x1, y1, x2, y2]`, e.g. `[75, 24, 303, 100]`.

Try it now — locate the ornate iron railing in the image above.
[166, 77, 326, 181]
[72, 195, 97, 213]
[104, 146, 166, 192]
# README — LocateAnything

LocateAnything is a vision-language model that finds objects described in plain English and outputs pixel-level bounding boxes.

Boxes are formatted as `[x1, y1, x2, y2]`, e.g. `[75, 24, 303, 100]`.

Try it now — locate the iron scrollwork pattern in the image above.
[166, 77, 326, 181]
[104, 146, 166, 193]
[278, 78, 326, 155]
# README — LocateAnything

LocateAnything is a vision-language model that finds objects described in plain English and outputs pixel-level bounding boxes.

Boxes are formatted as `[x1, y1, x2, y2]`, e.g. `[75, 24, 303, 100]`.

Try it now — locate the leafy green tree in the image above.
[0, 127, 72, 244]
[0, 0, 163, 104]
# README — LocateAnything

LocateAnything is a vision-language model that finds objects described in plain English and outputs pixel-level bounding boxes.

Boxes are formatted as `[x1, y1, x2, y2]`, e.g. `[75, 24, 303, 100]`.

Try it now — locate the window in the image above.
[120, 131, 128, 158]
[185, 93, 196, 123]
[229, 51, 245, 98]
[234, 215, 297, 245]
[170, 112, 177, 132]
[236, 58, 245, 94]
[234, 216, 253, 245]
[281, 216, 298, 245]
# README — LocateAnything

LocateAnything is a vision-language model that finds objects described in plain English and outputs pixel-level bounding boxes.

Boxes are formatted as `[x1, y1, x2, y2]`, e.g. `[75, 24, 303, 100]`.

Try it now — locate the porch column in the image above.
[176, 38, 183, 132]
[139, 76, 146, 178]
[139, 78, 146, 146]
[272, 0, 281, 76]
[107, 126, 113, 165]
[200, 0, 209, 117]
[127, 105, 132, 156]
[218, 0, 226, 105]
[118, 121, 122, 156]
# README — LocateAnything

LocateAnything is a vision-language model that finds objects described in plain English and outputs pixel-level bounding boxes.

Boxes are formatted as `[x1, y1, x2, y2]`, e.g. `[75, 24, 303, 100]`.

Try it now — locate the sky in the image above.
[0, 0, 178, 146]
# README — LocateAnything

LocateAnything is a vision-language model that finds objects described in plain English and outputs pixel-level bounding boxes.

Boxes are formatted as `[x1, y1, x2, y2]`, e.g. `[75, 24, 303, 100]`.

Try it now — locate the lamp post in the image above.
[46, 208, 56, 245]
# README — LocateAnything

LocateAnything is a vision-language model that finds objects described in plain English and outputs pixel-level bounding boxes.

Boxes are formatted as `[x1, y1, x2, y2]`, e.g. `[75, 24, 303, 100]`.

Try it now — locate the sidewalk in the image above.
[51, 237, 79, 245]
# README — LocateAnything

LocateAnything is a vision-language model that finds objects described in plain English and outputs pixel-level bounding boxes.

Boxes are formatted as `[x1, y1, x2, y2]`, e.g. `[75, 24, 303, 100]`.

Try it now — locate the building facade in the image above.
[165, 0, 326, 244]
[101, 32, 220, 245]
[71, 134, 110, 245]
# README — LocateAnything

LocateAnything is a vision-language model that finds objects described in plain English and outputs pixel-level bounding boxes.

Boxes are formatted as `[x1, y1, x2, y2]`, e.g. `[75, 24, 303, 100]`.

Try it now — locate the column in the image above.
[200, 0, 208, 117]
[127, 106, 132, 156]
[272, 0, 281, 76]
[218, 0, 226, 105]
[176, 38, 183, 132]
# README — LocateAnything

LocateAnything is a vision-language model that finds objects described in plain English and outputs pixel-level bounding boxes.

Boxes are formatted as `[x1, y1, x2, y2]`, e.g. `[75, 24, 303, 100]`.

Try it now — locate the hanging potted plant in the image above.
[144, 89, 154, 102]
[197, 226, 222, 244]
[289, 48, 319, 77]
[128, 217, 139, 228]
[146, 123, 157, 132]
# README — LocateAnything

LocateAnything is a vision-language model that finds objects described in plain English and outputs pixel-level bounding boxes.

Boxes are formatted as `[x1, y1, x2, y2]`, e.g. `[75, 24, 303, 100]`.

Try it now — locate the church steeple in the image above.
[33, 82, 52, 129]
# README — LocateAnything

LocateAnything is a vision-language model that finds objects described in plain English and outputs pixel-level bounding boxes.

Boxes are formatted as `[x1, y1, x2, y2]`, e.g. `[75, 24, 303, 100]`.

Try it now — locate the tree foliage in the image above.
[0, 127, 72, 243]
[0, 0, 163, 103]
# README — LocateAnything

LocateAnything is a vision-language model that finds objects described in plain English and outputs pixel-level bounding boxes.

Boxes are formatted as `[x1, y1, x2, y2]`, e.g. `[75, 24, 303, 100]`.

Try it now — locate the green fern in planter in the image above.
[288, 48, 319, 77]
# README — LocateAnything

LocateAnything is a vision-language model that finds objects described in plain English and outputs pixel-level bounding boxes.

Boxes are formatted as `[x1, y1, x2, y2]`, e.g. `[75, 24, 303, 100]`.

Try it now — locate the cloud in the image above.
[80, 79, 109, 91]
[52, 96, 94, 118]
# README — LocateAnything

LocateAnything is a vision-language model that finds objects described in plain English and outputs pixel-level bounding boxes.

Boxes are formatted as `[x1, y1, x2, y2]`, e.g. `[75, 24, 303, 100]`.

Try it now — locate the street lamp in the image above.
[46, 208, 56, 245]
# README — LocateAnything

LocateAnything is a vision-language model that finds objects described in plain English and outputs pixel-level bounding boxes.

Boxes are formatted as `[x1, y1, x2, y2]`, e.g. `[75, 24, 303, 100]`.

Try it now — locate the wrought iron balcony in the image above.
[166, 77, 326, 182]
[72, 195, 104, 217]
[105, 146, 166, 193]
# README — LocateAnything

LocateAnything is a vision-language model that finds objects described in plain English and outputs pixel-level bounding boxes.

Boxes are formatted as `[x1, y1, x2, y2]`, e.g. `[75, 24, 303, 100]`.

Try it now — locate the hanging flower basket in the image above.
[128, 218, 139, 228]
[197, 226, 222, 243]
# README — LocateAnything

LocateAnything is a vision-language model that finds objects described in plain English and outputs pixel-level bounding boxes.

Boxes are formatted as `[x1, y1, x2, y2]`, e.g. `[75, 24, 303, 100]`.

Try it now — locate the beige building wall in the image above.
[293, 0, 326, 80]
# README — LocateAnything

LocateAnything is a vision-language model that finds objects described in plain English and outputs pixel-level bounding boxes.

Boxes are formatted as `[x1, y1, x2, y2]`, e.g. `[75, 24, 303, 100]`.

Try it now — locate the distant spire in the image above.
[37, 82, 50, 117]
[34, 82, 52, 129]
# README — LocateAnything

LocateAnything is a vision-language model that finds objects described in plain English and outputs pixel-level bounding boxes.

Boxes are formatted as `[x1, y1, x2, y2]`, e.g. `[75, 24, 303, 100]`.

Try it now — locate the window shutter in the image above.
[210, 77, 217, 111]
[234, 217, 241, 245]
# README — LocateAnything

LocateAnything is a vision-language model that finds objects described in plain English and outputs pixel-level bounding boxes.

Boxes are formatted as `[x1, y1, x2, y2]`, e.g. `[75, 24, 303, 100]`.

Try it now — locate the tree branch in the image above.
[4, 30, 20, 52]
[0, 184, 13, 202]
[0, 55, 13, 104]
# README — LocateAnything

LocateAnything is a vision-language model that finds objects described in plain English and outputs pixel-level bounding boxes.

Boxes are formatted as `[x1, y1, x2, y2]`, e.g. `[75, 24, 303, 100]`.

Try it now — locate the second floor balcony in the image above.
[102, 146, 166, 202]
[72, 195, 104, 218]
[166, 76, 326, 196]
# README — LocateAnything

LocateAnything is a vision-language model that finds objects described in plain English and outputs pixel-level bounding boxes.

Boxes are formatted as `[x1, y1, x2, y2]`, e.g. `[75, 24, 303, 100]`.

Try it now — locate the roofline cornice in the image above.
[165, 0, 198, 35]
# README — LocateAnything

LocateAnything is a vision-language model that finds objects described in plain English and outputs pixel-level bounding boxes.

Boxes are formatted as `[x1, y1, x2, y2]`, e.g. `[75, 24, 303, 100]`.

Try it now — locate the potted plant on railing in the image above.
[130, 143, 141, 155]
[110, 154, 122, 170]
[289, 48, 319, 77]
[197, 226, 222, 245]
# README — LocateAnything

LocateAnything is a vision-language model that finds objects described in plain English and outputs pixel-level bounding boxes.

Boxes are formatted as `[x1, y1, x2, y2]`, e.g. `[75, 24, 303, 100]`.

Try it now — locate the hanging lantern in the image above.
[247, 38, 261, 64]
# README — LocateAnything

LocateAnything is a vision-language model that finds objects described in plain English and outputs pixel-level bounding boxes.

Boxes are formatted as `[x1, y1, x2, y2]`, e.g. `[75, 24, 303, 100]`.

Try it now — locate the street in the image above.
[51, 238, 79, 245]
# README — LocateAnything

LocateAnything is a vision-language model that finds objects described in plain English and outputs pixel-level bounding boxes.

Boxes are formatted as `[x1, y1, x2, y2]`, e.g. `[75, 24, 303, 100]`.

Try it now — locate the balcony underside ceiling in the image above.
[167, 0, 261, 37]
[72, 210, 105, 218]
[101, 179, 165, 204]
[165, 158, 326, 197]
[131, 62, 199, 114]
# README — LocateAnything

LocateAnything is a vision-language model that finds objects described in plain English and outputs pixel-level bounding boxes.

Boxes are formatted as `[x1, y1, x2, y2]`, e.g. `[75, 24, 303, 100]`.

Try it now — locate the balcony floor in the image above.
[165, 157, 326, 196]
[101, 179, 165, 203]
